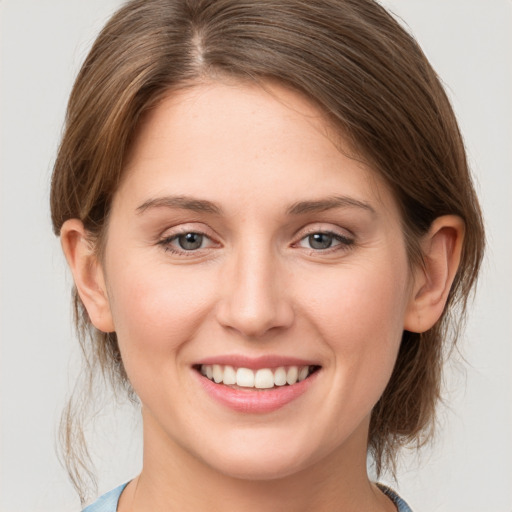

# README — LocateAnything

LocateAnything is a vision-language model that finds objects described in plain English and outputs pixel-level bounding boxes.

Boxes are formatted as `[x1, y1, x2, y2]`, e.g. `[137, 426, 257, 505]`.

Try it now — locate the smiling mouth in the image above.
[195, 364, 321, 390]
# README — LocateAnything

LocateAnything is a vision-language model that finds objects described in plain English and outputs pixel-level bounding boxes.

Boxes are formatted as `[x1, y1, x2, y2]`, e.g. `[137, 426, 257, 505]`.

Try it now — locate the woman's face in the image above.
[101, 82, 416, 479]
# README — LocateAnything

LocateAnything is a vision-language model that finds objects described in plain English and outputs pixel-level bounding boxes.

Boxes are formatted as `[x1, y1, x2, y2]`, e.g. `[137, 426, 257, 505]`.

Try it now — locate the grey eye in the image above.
[178, 233, 204, 250]
[307, 233, 335, 250]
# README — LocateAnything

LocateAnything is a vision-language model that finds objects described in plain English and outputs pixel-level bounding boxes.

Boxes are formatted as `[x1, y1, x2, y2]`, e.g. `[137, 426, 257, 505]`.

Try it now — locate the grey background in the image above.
[1, 1, 511, 510]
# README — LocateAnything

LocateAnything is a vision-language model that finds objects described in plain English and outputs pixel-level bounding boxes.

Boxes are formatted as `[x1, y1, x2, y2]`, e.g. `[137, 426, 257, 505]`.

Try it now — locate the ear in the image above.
[60, 219, 115, 333]
[404, 215, 465, 333]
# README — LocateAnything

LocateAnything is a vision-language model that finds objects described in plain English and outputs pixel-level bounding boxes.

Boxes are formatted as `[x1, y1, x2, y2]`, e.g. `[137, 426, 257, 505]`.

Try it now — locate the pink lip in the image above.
[194, 367, 320, 414]
[195, 354, 319, 370]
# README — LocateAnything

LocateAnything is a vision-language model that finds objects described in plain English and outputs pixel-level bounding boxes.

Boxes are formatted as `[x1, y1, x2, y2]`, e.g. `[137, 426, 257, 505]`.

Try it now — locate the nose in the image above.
[215, 243, 294, 339]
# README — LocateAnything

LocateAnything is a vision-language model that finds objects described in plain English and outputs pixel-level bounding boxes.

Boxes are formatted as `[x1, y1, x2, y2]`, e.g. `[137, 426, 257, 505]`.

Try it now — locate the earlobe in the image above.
[60, 219, 115, 333]
[404, 215, 465, 333]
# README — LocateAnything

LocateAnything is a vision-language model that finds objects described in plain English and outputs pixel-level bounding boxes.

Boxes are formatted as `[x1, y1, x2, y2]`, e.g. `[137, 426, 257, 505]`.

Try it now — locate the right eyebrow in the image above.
[136, 195, 223, 215]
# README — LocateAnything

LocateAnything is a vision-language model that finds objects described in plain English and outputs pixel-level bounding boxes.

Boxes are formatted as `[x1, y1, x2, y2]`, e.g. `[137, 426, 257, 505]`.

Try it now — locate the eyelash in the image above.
[295, 230, 355, 254]
[157, 228, 355, 256]
[157, 229, 214, 256]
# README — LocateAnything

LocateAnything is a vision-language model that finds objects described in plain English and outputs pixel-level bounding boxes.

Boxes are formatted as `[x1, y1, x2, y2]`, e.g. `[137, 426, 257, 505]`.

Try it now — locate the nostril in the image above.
[215, 300, 295, 339]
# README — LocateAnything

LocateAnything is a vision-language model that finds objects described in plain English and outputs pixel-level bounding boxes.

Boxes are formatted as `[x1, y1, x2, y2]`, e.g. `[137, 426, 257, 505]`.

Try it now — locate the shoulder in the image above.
[82, 483, 128, 512]
[81, 481, 412, 512]
[377, 483, 414, 512]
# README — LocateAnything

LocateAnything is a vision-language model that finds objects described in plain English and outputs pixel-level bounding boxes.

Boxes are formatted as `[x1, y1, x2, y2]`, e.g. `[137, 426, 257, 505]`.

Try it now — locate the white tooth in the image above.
[286, 366, 299, 385]
[255, 369, 275, 389]
[212, 364, 223, 383]
[298, 366, 309, 382]
[200, 365, 207, 376]
[236, 367, 255, 387]
[274, 367, 287, 386]
[223, 365, 236, 385]
[205, 365, 213, 380]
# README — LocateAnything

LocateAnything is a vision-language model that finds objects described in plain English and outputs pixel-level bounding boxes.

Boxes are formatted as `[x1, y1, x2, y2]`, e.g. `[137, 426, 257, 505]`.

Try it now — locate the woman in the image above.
[50, 0, 484, 510]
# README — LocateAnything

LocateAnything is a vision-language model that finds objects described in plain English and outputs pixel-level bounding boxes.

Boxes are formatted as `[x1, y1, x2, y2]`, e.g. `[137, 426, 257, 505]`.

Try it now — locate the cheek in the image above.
[297, 258, 410, 385]
[306, 262, 408, 334]
[105, 256, 216, 366]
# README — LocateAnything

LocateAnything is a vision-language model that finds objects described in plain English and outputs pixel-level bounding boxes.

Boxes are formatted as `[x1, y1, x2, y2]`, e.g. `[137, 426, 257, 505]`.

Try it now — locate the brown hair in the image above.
[51, 0, 484, 502]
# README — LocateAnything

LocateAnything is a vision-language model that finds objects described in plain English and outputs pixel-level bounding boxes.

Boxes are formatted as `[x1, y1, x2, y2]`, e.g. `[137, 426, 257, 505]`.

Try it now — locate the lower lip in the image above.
[195, 370, 319, 413]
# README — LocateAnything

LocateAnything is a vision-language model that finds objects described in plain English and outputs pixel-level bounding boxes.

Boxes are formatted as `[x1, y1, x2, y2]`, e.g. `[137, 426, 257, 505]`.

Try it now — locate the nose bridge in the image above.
[217, 236, 293, 338]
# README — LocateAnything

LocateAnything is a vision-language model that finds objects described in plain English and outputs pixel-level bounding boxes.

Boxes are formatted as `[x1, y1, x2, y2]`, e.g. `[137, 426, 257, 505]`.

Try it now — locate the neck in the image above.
[118, 411, 394, 512]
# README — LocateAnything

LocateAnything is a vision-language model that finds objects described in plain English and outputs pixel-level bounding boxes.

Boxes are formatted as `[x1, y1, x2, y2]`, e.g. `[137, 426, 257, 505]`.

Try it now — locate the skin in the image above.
[62, 82, 464, 511]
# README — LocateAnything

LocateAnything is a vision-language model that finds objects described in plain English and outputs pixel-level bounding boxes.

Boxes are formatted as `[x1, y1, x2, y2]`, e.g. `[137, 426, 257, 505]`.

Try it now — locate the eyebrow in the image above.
[286, 196, 376, 216]
[136, 195, 223, 215]
[136, 194, 376, 217]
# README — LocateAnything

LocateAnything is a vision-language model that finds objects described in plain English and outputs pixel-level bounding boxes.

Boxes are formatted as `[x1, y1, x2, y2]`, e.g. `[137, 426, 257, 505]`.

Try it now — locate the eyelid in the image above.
[297, 233, 342, 248]
[292, 224, 356, 253]
[294, 223, 355, 242]
[158, 222, 218, 240]
[156, 223, 221, 255]
[155, 222, 355, 256]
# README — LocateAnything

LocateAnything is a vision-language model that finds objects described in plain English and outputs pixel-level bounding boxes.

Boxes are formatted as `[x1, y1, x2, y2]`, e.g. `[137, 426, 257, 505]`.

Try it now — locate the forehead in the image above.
[117, 81, 397, 218]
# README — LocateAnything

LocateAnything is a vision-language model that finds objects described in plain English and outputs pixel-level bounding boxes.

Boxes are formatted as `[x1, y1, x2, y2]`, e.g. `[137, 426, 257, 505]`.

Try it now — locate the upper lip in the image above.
[194, 354, 321, 370]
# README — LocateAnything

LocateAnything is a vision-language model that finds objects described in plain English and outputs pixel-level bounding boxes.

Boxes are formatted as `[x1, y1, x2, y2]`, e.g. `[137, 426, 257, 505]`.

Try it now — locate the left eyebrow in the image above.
[286, 196, 376, 216]
[136, 195, 223, 215]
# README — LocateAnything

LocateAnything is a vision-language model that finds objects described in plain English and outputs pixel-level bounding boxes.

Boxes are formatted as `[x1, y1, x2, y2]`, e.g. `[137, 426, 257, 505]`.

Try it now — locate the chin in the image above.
[207, 452, 311, 482]
[191, 430, 331, 482]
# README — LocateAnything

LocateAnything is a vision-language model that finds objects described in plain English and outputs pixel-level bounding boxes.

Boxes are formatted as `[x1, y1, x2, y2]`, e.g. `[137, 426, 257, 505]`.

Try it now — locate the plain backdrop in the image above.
[1, 1, 511, 511]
